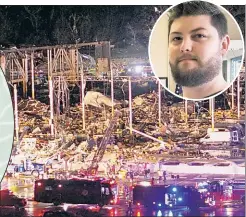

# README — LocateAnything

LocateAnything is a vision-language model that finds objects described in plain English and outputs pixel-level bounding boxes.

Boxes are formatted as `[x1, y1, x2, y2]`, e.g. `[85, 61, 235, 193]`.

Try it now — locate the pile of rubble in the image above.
[18, 99, 50, 134]
[14, 92, 216, 166]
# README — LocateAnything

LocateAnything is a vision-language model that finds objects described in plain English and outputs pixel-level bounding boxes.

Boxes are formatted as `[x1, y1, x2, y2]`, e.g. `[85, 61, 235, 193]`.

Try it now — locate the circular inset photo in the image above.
[149, 0, 244, 100]
[0, 67, 14, 182]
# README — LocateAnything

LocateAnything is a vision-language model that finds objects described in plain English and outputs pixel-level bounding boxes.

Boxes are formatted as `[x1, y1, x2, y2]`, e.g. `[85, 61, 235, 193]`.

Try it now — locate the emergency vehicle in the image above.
[0, 189, 27, 209]
[34, 178, 115, 207]
[224, 181, 245, 202]
[133, 183, 207, 210]
[197, 180, 245, 204]
[87, 177, 119, 204]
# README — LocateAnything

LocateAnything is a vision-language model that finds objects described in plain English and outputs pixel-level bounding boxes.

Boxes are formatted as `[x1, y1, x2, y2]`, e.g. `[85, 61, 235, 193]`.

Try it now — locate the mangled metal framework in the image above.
[0, 41, 110, 137]
[0, 41, 109, 97]
[1, 43, 243, 140]
[52, 75, 164, 135]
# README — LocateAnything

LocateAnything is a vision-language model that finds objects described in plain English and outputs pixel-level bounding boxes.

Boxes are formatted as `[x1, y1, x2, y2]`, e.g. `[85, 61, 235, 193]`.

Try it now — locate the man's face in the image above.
[168, 15, 224, 87]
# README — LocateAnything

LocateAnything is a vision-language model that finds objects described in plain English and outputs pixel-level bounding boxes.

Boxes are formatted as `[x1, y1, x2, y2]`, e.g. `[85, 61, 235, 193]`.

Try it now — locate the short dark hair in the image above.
[168, 1, 228, 39]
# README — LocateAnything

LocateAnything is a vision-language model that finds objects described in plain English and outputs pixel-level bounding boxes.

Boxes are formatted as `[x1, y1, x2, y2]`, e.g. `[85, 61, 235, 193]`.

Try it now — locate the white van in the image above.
[200, 129, 231, 145]
[200, 128, 239, 145]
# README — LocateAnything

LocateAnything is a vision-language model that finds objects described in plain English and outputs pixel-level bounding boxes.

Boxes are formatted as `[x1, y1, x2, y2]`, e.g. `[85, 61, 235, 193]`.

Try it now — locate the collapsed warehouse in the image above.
[1, 42, 245, 174]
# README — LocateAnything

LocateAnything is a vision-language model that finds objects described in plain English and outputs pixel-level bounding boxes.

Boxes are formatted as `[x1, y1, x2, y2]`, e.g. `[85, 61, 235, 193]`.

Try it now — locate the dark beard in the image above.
[169, 56, 221, 87]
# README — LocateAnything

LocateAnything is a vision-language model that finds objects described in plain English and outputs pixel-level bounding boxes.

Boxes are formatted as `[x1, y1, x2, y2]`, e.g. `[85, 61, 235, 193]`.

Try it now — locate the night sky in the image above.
[0, 5, 244, 49]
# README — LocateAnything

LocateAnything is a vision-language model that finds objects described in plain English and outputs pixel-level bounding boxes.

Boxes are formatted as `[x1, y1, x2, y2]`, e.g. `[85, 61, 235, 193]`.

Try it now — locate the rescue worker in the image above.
[158, 169, 162, 181]
[126, 200, 133, 216]
[151, 177, 155, 185]
[144, 169, 148, 178]
[163, 170, 167, 182]
[147, 168, 150, 178]
[195, 102, 201, 118]
[129, 171, 134, 183]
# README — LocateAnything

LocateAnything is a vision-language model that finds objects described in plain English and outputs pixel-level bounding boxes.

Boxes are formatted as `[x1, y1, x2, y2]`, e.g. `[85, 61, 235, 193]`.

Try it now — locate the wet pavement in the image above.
[0, 201, 244, 217]
[1, 174, 245, 216]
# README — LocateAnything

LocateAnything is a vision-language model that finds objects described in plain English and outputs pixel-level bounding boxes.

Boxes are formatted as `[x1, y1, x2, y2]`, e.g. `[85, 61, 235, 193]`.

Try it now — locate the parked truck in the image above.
[199, 128, 239, 146]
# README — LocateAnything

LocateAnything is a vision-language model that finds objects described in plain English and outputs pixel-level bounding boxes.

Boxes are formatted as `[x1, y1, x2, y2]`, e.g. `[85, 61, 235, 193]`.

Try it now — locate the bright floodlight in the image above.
[139, 181, 151, 187]
[178, 197, 182, 202]
[172, 187, 177, 192]
[135, 65, 142, 73]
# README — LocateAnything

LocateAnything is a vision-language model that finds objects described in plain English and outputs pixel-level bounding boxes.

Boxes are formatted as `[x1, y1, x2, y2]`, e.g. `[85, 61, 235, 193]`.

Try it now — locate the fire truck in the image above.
[224, 181, 245, 202]
[197, 180, 245, 204]
[85, 176, 119, 204]
[102, 178, 118, 204]
[133, 183, 208, 211]
[34, 178, 115, 207]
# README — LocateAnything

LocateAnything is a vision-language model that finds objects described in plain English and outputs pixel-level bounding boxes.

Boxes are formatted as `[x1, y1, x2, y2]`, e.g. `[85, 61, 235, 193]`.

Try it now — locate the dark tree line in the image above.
[0, 5, 244, 49]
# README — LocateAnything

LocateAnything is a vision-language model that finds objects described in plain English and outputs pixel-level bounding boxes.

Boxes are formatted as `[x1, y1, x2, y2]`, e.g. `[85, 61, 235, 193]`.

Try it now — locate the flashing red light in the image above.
[37, 182, 42, 186]
[110, 180, 115, 185]
[137, 202, 141, 206]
